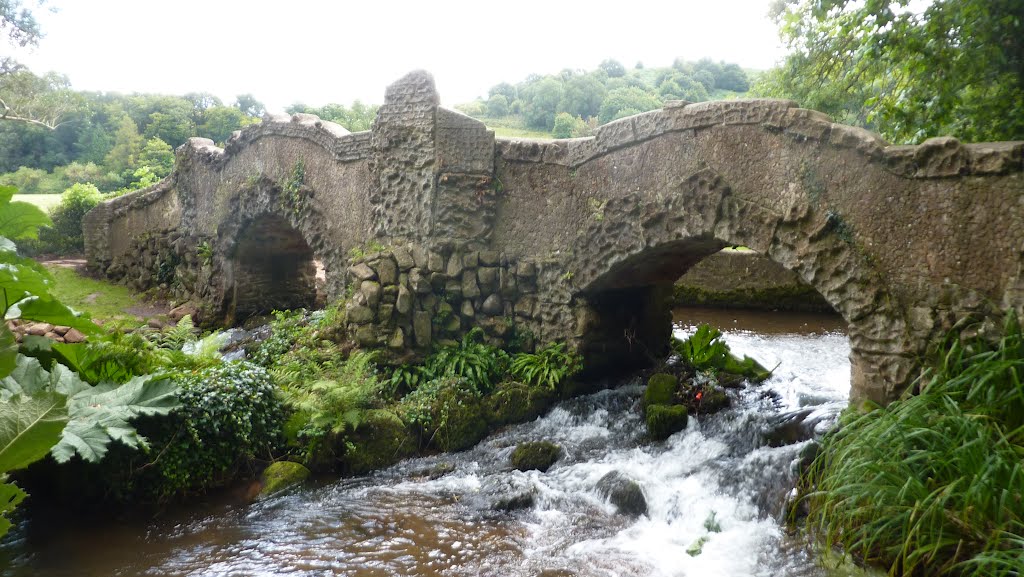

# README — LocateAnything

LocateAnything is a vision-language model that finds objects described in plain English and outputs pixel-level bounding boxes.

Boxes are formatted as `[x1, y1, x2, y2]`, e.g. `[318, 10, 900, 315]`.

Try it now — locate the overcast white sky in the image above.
[11, 0, 787, 112]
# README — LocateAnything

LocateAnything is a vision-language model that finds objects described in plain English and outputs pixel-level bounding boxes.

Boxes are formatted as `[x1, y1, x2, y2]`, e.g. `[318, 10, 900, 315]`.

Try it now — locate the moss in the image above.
[258, 461, 311, 497]
[510, 441, 562, 472]
[485, 380, 554, 426]
[342, 409, 417, 475]
[435, 394, 489, 453]
[646, 404, 689, 440]
[643, 373, 677, 412]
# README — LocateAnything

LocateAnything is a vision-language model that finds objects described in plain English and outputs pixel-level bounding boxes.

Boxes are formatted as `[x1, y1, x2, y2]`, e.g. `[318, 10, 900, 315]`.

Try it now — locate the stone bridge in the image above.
[84, 71, 1024, 404]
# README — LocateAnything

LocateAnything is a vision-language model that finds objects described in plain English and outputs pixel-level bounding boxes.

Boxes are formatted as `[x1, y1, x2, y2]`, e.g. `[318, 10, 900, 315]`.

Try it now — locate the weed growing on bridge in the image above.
[802, 312, 1024, 577]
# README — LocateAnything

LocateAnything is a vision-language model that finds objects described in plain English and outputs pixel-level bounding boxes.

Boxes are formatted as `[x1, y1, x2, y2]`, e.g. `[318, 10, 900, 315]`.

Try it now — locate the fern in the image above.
[510, 342, 583, 390]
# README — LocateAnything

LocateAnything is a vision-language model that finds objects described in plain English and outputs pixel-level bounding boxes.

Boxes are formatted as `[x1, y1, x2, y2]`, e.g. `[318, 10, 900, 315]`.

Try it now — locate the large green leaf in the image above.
[0, 480, 27, 538]
[7, 296, 97, 334]
[53, 376, 179, 463]
[0, 354, 90, 400]
[0, 186, 15, 207]
[0, 201, 52, 241]
[0, 391, 68, 472]
[0, 325, 18, 380]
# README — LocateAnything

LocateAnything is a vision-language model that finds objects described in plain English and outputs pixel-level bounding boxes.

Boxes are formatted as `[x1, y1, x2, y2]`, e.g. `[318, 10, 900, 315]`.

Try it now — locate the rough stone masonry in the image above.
[83, 70, 1024, 405]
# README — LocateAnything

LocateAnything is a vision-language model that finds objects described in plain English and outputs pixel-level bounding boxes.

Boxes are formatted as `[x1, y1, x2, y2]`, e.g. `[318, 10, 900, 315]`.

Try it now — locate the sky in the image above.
[11, 0, 788, 112]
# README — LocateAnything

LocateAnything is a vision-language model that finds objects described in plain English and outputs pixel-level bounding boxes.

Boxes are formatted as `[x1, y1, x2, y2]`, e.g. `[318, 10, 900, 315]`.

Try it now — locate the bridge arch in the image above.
[565, 168, 914, 403]
[211, 176, 335, 324]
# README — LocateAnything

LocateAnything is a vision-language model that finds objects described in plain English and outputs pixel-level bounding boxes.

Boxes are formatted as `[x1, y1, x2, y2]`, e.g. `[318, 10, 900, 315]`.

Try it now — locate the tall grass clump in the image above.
[803, 312, 1024, 577]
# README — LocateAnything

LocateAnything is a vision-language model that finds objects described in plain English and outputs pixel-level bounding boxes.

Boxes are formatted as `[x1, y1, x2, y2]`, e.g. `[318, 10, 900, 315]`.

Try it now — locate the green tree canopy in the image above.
[598, 87, 661, 124]
[759, 0, 1024, 143]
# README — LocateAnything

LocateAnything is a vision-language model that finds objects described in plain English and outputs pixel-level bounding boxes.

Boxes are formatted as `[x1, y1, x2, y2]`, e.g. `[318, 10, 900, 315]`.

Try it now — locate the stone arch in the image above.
[209, 176, 338, 324]
[565, 168, 915, 403]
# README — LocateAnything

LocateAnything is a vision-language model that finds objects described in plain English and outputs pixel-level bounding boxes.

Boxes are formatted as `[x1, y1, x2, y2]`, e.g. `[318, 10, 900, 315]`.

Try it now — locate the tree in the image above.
[522, 77, 563, 130]
[598, 87, 662, 124]
[488, 82, 516, 102]
[197, 105, 249, 145]
[0, 69, 79, 129]
[716, 63, 749, 92]
[559, 75, 607, 119]
[137, 137, 174, 178]
[486, 94, 509, 117]
[103, 115, 144, 175]
[551, 112, 588, 138]
[760, 0, 1024, 143]
[657, 71, 709, 102]
[234, 93, 264, 118]
[598, 59, 626, 78]
[1, 0, 45, 76]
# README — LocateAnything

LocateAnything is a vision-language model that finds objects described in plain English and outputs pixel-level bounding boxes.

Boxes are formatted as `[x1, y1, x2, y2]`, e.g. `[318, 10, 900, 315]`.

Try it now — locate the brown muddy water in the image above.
[2, 307, 859, 577]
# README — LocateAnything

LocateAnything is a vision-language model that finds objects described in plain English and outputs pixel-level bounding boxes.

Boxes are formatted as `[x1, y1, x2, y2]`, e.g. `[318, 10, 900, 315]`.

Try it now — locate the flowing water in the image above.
[2, 308, 853, 577]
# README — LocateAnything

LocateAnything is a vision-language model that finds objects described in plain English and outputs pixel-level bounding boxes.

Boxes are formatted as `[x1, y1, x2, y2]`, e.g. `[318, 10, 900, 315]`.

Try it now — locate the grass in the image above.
[43, 264, 148, 323]
[14, 194, 61, 212]
[802, 312, 1024, 577]
[478, 115, 553, 139]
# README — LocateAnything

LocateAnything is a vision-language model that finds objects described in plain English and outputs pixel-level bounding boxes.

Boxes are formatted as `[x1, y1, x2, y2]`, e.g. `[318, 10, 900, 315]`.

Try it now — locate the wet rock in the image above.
[493, 491, 535, 512]
[511, 441, 561, 472]
[342, 409, 417, 475]
[596, 471, 647, 517]
[258, 461, 311, 498]
[486, 381, 554, 426]
[764, 409, 822, 447]
[643, 373, 677, 411]
[646, 404, 688, 440]
[686, 535, 710, 557]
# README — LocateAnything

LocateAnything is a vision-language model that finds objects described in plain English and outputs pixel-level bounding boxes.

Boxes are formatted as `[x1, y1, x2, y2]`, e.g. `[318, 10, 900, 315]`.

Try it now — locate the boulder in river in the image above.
[511, 441, 562, 472]
[258, 461, 311, 498]
[595, 471, 648, 517]
[646, 404, 688, 440]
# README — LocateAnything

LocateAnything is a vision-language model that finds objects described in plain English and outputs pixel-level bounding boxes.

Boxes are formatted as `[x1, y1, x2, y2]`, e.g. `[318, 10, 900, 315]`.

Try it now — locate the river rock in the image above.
[63, 328, 87, 344]
[258, 461, 310, 498]
[510, 441, 561, 472]
[595, 471, 647, 517]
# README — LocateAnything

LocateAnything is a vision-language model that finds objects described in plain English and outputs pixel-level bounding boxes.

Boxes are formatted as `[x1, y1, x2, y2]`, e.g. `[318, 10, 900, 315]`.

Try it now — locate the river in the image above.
[2, 308, 856, 577]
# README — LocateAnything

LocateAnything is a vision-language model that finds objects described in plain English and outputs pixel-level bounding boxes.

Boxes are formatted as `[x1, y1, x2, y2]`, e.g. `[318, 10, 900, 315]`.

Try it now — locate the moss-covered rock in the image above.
[398, 378, 490, 453]
[643, 373, 677, 412]
[342, 409, 417, 475]
[595, 471, 648, 517]
[646, 404, 689, 440]
[510, 441, 562, 472]
[486, 380, 554, 426]
[258, 461, 311, 497]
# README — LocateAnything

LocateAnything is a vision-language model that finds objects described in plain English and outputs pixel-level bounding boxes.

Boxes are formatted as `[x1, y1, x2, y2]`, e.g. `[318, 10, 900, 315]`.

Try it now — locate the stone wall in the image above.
[343, 244, 540, 355]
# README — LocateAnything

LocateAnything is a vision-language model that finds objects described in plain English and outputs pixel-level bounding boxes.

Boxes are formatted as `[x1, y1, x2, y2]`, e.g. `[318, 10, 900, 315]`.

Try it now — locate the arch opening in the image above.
[575, 237, 843, 378]
[229, 215, 318, 320]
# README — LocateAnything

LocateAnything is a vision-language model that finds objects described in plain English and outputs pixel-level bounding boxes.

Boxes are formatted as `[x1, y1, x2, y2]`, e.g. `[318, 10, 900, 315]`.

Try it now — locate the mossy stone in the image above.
[343, 409, 417, 475]
[486, 380, 554, 427]
[258, 461, 311, 497]
[646, 404, 689, 440]
[643, 373, 678, 412]
[510, 441, 561, 472]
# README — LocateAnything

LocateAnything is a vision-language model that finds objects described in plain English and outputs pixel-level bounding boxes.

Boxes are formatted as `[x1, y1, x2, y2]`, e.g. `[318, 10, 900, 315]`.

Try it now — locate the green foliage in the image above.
[37, 182, 101, 254]
[760, 0, 1024, 143]
[284, 351, 382, 437]
[249, 309, 310, 368]
[486, 94, 509, 117]
[509, 341, 582, 391]
[397, 377, 487, 452]
[144, 362, 284, 498]
[598, 87, 662, 124]
[0, 390, 66, 537]
[672, 324, 770, 381]
[802, 312, 1024, 576]
[286, 100, 379, 132]
[551, 112, 587, 139]
[425, 328, 510, 394]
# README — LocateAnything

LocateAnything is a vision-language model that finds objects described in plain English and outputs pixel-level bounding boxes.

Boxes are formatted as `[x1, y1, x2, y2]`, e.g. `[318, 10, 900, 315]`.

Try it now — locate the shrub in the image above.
[38, 182, 102, 254]
[424, 328, 510, 395]
[802, 312, 1024, 577]
[397, 377, 488, 452]
[141, 361, 285, 499]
